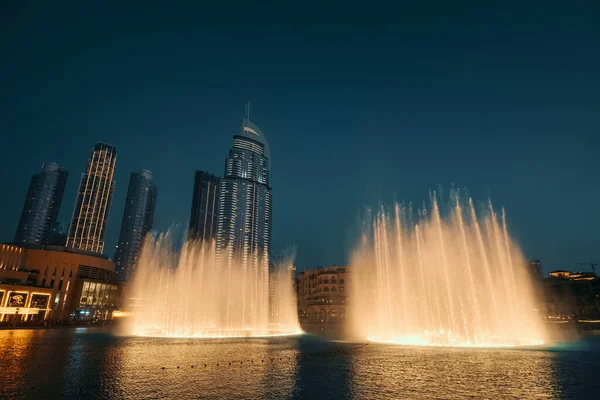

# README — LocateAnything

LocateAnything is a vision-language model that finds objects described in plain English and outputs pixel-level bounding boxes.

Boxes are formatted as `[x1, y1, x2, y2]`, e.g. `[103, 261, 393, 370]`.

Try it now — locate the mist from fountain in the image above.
[268, 250, 301, 334]
[124, 232, 301, 338]
[350, 191, 546, 347]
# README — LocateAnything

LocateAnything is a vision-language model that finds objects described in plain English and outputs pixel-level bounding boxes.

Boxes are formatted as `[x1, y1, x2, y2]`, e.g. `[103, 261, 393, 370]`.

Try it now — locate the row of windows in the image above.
[79, 281, 120, 308]
[303, 308, 346, 323]
[303, 298, 348, 306]
[317, 278, 344, 284]
[317, 286, 344, 293]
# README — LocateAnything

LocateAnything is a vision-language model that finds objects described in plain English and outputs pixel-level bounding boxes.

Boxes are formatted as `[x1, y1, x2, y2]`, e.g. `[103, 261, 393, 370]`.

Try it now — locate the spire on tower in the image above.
[244, 102, 251, 122]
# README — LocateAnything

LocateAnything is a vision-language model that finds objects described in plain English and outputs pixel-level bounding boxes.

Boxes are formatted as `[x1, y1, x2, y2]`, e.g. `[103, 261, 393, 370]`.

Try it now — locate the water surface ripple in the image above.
[1, 327, 598, 399]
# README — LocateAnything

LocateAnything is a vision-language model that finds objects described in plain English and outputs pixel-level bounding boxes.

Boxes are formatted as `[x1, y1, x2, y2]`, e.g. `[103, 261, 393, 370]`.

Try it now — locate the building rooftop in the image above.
[548, 270, 597, 281]
[239, 117, 270, 159]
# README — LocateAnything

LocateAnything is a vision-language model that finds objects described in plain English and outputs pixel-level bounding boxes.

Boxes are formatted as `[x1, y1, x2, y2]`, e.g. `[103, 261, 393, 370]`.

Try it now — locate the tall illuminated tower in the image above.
[66, 142, 117, 254]
[217, 107, 272, 270]
[114, 170, 157, 282]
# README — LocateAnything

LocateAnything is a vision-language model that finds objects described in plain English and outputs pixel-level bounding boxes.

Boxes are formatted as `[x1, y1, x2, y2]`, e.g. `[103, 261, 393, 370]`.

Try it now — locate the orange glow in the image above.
[350, 193, 547, 347]
[124, 234, 301, 338]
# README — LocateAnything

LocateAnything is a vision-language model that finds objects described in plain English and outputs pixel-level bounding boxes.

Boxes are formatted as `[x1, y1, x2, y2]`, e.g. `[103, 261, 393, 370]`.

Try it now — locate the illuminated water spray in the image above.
[124, 232, 301, 338]
[350, 190, 545, 346]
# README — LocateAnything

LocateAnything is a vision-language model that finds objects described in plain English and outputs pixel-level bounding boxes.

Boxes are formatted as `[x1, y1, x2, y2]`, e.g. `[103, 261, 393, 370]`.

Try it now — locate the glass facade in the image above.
[217, 116, 272, 270]
[189, 171, 220, 242]
[114, 170, 157, 282]
[14, 162, 68, 245]
[79, 281, 120, 308]
[66, 142, 117, 254]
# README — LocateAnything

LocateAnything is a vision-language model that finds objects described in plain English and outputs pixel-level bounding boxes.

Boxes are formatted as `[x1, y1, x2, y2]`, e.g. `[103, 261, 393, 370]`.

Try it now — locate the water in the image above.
[351, 191, 545, 346]
[1, 327, 599, 399]
[125, 233, 300, 337]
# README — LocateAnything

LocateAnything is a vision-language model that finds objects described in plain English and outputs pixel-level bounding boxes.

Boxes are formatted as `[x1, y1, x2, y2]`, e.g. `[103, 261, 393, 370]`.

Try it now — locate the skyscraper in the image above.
[114, 170, 157, 282]
[216, 110, 272, 270]
[189, 171, 220, 242]
[14, 162, 68, 245]
[66, 142, 117, 254]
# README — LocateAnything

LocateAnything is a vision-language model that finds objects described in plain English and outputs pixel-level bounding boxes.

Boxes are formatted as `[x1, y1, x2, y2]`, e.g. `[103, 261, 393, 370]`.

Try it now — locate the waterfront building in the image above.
[14, 162, 68, 245]
[66, 142, 117, 254]
[188, 171, 220, 242]
[216, 111, 272, 270]
[297, 266, 350, 329]
[114, 170, 157, 282]
[0, 243, 120, 324]
[543, 269, 600, 322]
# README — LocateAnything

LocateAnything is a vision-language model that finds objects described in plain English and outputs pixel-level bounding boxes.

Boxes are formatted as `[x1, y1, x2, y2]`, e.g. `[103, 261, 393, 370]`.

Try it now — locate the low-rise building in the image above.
[0, 243, 121, 325]
[297, 265, 350, 328]
[542, 270, 600, 322]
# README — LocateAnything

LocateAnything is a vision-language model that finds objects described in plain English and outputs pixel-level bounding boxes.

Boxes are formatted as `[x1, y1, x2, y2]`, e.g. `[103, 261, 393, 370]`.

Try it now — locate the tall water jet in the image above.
[268, 250, 301, 333]
[350, 191, 545, 346]
[124, 232, 301, 337]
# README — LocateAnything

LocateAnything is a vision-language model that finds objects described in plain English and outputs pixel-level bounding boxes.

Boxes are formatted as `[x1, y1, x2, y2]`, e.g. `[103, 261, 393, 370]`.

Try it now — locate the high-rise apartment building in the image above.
[66, 142, 117, 254]
[216, 112, 272, 270]
[14, 162, 68, 245]
[189, 171, 220, 243]
[114, 170, 157, 282]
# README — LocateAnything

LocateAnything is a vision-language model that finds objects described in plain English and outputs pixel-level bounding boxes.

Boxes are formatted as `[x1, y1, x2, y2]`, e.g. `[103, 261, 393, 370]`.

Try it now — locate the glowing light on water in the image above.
[367, 335, 544, 348]
[351, 190, 546, 347]
[133, 329, 304, 339]
[124, 232, 301, 338]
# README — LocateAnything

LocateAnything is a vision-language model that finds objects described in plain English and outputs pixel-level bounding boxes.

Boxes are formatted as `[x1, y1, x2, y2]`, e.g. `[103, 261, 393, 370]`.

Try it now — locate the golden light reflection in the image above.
[367, 334, 544, 348]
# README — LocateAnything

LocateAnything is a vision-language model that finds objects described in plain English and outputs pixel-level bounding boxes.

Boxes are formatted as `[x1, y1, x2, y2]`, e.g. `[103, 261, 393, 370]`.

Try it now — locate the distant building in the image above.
[526, 260, 543, 280]
[47, 222, 68, 247]
[66, 142, 117, 254]
[188, 171, 220, 242]
[542, 270, 600, 321]
[14, 162, 68, 245]
[114, 170, 157, 282]
[297, 266, 350, 328]
[216, 110, 272, 270]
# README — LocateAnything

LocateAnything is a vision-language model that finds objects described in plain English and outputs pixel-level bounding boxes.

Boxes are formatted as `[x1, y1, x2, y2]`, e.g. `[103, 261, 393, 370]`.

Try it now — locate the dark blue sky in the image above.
[1, 1, 598, 273]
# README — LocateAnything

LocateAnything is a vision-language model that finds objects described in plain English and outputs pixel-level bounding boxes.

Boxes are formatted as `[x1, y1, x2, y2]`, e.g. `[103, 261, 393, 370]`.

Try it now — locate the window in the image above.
[331, 287, 337, 292]
[329, 309, 337, 321]
[331, 277, 337, 283]
[324, 287, 329, 292]
[340, 279, 344, 284]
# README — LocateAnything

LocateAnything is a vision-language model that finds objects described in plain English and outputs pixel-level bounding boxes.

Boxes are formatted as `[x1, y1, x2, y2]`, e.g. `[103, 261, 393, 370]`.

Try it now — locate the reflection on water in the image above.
[1, 327, 600, 399]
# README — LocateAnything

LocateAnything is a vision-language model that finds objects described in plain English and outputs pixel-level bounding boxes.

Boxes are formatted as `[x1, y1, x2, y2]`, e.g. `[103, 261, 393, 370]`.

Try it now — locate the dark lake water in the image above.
[1, 327, 600, 399]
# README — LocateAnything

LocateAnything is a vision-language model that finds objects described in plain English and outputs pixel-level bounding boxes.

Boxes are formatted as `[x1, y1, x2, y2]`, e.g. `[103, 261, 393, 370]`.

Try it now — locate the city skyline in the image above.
[1, 2, 598, 272]
[2, 3, 600, 399]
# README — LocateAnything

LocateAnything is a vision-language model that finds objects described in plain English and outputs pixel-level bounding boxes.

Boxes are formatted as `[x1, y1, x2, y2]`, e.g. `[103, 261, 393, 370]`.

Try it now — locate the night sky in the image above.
[1, 1, 598, 273]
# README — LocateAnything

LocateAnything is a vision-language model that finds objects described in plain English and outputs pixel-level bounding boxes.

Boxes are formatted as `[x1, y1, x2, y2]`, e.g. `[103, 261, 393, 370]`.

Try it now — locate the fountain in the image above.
[350, 190, 546, 346]
[124, 232, 301, 337]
